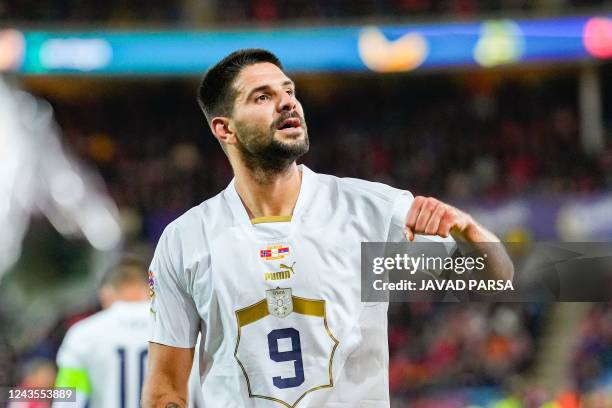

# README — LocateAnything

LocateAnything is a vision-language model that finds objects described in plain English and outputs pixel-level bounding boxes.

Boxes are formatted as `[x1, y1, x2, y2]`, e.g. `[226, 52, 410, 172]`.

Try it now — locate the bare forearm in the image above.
[141, 384, 187, 408]
[141, 363, 189, 408]
[461, 220, 514, 281]
[142, 343, 194, 408]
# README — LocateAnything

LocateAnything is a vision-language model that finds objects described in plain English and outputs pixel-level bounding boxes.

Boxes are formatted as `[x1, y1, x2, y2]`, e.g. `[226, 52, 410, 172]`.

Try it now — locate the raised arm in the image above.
[142, 343, 195, 408]
[405, 195, 514, 281]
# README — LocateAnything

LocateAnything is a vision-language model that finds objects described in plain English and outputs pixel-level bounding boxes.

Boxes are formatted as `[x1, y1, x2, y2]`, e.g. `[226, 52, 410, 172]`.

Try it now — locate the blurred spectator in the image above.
[573, 303, 612, 392]
[7, 358, 56, 408]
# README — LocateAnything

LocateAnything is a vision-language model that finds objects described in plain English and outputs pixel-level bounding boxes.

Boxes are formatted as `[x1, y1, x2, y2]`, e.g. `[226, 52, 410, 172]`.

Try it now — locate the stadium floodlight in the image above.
[0, 76, 121, 283]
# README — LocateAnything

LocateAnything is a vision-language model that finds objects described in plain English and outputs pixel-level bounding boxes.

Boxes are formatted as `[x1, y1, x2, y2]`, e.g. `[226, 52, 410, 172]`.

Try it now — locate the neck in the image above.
[232, 159, 302, 219]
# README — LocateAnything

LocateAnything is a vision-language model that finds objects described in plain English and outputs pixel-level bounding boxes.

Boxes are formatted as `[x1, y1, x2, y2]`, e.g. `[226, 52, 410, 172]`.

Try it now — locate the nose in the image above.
[278, 91, 297, 112]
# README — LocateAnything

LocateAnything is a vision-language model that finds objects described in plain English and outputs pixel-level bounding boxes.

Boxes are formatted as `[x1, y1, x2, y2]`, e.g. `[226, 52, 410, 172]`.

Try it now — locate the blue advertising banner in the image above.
[0, 15, 611, 75]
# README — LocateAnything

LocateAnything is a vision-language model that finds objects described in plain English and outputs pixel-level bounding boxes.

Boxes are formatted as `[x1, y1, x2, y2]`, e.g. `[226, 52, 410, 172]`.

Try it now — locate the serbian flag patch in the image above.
[260, 245, 290, 261]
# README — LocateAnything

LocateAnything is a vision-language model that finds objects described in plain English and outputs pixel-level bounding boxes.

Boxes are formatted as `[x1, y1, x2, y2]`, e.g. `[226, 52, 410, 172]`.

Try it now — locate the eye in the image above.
[256, 94, 270, 102]
[286, 89, 294, 96]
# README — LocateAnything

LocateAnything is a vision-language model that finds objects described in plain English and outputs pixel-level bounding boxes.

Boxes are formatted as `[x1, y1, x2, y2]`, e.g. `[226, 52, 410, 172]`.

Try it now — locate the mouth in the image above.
[276, 117, 302, 131]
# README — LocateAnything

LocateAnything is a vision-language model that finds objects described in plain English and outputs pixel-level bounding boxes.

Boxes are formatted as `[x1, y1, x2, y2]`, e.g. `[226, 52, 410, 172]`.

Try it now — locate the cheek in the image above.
[239, 106, 275, 127]
[296, 101, 306, 117]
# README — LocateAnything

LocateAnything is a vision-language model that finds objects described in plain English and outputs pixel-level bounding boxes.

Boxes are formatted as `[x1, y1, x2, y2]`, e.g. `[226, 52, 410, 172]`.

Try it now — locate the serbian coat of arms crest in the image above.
[265, 287, 293, 318]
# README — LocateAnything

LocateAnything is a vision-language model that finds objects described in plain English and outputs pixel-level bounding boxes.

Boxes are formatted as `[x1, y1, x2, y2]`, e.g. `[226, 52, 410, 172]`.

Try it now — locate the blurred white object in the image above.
[557, 196, 612, 241]
[0, 76, 121, 282]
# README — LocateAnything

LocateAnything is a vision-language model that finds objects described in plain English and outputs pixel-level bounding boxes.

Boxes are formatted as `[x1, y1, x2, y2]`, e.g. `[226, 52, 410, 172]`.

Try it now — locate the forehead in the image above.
[233, 62, 291, 96]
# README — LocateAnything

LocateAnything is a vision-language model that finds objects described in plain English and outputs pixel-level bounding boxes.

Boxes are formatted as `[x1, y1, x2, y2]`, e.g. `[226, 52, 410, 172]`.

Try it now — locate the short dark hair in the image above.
[99, 254, 148, 289]
[197, 48, 283, 124]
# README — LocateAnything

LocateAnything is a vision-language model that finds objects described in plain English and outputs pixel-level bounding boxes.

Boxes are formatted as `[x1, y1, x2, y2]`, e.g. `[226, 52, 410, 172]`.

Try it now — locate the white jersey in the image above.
[149, 165, 451, 407]
[54, 301, 150, 408]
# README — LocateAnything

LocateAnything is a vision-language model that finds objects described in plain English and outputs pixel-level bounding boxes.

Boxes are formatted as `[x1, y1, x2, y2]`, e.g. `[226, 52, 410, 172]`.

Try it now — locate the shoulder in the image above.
[162, 202, 207, 240]
[160, 190, 232, 246]
[152, 199, 219, 294]
[311, 171, 415, 234]
[156, 200, 213, 260]
[340, 176, 410, 203]
[64, 310, 111, 338]
[58, 310, 110, 356]
[315, 172, 412, 205]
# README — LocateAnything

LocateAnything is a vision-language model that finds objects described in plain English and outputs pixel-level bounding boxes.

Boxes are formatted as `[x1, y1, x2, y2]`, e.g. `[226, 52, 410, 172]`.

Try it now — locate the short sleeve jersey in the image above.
[149, 165, 452, 408]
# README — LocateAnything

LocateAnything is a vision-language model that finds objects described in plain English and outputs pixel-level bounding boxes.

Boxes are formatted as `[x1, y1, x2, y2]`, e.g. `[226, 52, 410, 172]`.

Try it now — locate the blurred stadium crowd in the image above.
[40, 71, 612, 246]
[389, 303, 544, 406]
[2, 0, 612, 23]
[574, 304, 612, 392]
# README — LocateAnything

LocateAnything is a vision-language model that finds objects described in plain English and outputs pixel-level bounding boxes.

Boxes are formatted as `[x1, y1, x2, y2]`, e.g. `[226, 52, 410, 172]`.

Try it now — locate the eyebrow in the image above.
[245, 80, 295, 101]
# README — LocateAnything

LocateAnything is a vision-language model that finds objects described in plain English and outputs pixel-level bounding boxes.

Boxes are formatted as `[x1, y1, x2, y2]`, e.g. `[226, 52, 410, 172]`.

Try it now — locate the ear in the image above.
[211, 116, 237, 146]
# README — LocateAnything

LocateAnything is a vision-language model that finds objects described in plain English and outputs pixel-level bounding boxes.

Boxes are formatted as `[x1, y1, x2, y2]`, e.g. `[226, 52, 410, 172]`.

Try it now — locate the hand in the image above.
[404, 196, 496, 243]
[405, 196, 511, 280]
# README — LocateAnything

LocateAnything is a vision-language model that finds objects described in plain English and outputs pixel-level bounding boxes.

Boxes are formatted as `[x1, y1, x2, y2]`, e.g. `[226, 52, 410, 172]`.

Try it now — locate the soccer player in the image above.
[142, 49, 513, 407]
[53, 255, 150, 408]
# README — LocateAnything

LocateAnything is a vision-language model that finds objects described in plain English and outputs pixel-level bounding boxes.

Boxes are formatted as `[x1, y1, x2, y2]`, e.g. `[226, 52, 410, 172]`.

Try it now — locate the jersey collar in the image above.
[224, 164, 317, 226]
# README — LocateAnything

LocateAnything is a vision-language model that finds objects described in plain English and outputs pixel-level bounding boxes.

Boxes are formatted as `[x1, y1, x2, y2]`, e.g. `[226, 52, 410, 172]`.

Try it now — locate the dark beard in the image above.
[234, 113, 309, 178]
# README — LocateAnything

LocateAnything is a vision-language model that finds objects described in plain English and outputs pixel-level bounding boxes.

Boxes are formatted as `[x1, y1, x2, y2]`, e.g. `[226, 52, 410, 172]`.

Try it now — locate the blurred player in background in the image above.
[142, 49, 512, 407]
[53, 255, 150, 408]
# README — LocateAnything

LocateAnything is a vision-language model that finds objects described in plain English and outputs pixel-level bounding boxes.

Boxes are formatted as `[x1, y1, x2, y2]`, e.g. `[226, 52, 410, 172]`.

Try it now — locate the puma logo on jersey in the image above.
[264, 262, 296, 281]
[260, 244, 290, 260]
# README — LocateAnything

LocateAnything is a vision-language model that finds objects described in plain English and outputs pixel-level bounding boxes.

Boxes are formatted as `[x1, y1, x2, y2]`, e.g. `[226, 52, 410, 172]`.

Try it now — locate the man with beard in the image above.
[141, 49, 512, 408]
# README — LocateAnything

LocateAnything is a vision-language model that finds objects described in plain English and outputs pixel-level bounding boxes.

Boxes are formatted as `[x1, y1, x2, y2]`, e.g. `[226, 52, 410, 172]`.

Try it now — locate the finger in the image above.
[424, 204, 447, 235]
[438, 210, 458, 238]
[405, 196, 426, 230]
[438, 212, 455, 238]
[414, 199, 438, 233]
[404, 226, 414, 241]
